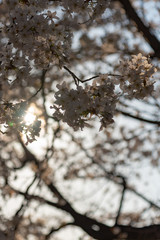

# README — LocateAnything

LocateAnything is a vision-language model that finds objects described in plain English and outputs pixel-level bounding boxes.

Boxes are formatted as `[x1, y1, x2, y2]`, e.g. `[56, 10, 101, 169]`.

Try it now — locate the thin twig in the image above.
[117, 109, 160, 125]
[63, 66, 99, 84]
[115, 179, 126, 225]
[26, 174, 37, 193]
[66, 130, 160, 210]
[27, 69, 47, 102]
[45, 222, 74, 240]
[63, 66, 123, 85]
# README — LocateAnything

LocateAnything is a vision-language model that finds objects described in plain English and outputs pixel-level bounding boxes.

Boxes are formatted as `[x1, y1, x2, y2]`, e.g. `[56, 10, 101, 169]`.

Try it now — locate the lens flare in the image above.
[24, 106, 36, 125]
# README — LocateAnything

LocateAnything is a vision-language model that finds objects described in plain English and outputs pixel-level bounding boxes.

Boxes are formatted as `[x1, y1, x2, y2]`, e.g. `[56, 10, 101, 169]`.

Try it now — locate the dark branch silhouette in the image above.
[118, 0, 160, 58]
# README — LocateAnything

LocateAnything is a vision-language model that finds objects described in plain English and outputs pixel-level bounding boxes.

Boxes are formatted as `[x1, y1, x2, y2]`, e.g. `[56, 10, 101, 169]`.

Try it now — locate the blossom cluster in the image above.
[117, 53, 156, 99]
[52, 76, 118, 131]
[0, 0, 108, 86]
[61, 0, 108, 18]
[0, 0, 72, 86]
[0, 0, 157, 135]
[53, 54, 156, 131]
[0, 0, 112, 138]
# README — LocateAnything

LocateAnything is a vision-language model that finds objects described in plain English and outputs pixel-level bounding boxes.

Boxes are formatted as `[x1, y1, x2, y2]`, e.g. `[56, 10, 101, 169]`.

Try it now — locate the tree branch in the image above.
[27, 69, 47, 102]
[118, 0, 160, 58]
[115, 179, 126, 225]
[17, 135, 160, 239]
[117, 109, 160, 125]
[9, 186, 160, 239]
[67, 132, 160, 210]
[45, 222, 74, 240]
[63, 66, 99, 85]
